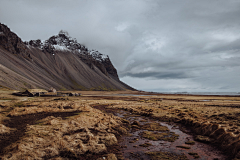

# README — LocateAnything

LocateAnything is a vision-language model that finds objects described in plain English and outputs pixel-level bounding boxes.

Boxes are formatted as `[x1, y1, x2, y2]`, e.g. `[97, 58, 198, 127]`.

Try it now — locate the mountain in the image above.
[0, 23, 134, 91]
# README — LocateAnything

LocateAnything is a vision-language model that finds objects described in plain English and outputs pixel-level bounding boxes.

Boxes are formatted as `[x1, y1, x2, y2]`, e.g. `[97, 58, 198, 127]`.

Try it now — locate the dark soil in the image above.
[0, 111, 80, 156]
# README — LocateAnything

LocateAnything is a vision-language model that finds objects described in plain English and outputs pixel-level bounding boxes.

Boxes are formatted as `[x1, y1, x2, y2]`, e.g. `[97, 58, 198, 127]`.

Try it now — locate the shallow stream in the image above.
[114, 110, 228, 160]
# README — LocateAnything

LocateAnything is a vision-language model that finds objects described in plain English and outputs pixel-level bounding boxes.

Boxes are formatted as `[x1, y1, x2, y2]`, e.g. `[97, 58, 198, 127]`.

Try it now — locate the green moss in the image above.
[194, 135, 212, 143]
[140, 119, 148, 122]
[140, 131, 179, 142]
[146, 151, 188, 160]
[188, 152, 200, 158]
[139, 142, 152, 147]
[185, 141, 195, 145]
[141, 123, 169, 131]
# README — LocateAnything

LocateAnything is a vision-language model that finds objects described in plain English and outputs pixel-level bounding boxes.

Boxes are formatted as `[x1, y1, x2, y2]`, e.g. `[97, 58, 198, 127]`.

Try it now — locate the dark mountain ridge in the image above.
[25, 30, 119, 80]
[0, 23, 134, 91]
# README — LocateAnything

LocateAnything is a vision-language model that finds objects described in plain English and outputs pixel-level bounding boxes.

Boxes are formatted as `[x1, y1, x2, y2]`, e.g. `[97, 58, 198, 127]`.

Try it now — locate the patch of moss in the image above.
[141, 123, 169, 131]
[139, 142, 152, 147]
[146, 151, 188, 160]
[194, 135, 212, 143]
[185, 141, 195, 145]
[188, 152, 200, 158]
[140, 119, 148, 122]
[140, 131, 179, 142]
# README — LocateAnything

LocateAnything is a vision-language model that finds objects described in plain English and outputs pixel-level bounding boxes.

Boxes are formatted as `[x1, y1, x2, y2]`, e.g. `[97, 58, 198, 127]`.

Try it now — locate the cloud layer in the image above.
[1, 0, 240, 92]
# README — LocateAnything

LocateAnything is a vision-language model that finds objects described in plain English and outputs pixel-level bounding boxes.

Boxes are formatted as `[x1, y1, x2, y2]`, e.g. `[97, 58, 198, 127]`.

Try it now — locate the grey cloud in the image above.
[120, 71, 190, 79]
[1, 0, 240, 92]
[208, 39, 240, 53]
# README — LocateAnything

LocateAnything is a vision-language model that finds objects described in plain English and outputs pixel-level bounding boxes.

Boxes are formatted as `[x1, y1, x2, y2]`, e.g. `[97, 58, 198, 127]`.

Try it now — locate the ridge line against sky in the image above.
[1, 0, 240, 92]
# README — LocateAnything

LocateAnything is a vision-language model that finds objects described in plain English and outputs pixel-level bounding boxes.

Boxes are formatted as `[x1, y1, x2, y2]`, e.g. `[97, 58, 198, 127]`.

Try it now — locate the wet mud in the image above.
[94, 106, 229, 160]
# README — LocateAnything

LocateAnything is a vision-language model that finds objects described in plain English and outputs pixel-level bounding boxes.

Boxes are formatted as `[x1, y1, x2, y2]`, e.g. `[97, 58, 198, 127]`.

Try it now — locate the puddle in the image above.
[114, 110, 228, 160]
[199, 100, 212, 102]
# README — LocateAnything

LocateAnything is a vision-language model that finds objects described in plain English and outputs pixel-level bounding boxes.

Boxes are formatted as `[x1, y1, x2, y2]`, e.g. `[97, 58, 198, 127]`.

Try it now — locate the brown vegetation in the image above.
[146, 151, 188, 160]
[0, 90, 240, 159]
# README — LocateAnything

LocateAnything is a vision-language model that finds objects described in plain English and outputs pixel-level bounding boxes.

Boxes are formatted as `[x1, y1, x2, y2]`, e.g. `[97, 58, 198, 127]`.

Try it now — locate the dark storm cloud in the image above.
[1, 0, 240, 91]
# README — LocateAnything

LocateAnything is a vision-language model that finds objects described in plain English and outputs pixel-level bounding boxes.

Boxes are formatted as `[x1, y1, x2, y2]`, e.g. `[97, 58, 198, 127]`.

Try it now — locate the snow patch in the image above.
[27, 31, 111, 61]
[53, 45, 70, 51]
[101, 54, 108, 59]
[90, 50, 109, 61]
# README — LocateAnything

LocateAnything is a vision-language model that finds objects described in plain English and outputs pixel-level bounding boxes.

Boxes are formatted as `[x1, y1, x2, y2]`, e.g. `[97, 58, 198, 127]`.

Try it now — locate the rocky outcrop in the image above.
[102, 57, 119, 80]
[0, 23, 31, 59]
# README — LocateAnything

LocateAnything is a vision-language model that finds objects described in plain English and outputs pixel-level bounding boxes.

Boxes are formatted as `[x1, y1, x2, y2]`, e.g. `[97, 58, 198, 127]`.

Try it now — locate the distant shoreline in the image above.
[137, 90, 240, 97]
[156, 92, 240, 96]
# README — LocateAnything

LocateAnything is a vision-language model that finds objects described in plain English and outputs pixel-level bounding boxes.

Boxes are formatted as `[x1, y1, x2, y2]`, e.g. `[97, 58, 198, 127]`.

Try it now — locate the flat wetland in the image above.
[0, 89, 240, 159]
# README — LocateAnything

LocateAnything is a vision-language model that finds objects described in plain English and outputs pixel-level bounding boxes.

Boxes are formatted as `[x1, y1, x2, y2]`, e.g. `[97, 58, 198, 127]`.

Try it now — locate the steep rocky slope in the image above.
[0, 23, 134, 91]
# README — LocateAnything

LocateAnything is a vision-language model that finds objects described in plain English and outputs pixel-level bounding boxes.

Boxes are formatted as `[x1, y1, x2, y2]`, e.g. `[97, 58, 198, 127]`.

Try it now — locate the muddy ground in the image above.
[0, 89, 240, 159]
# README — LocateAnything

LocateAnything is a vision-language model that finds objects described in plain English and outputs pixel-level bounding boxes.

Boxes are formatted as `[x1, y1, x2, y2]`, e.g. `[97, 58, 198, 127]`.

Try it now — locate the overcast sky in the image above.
[1, 0, 240, 92]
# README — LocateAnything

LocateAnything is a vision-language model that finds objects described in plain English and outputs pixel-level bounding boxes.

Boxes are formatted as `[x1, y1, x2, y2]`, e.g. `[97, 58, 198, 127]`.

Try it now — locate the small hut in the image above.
[22, 90, 34, 97]
[12, 89, 48, 97]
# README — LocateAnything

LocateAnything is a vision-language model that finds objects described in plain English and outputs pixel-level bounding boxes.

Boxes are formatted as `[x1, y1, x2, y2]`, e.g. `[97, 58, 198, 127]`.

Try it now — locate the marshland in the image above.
[1, 88, 240, 159]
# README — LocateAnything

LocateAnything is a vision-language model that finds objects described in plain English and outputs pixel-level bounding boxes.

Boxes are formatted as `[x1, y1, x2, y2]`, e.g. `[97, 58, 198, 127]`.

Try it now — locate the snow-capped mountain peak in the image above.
[25, 31, 109, 62]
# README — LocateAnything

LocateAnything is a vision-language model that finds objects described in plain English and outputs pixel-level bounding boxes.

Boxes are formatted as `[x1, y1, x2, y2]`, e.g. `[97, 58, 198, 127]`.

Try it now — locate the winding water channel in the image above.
[110, 109, 228, 160]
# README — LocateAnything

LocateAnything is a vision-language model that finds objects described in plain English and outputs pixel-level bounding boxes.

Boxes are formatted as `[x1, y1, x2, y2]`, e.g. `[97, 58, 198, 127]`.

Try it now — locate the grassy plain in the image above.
[0, 88, 240, 159]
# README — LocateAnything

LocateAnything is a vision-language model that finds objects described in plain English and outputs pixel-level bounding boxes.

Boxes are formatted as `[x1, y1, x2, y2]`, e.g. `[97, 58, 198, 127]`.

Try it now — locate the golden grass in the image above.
[1, 91, 240, 159]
